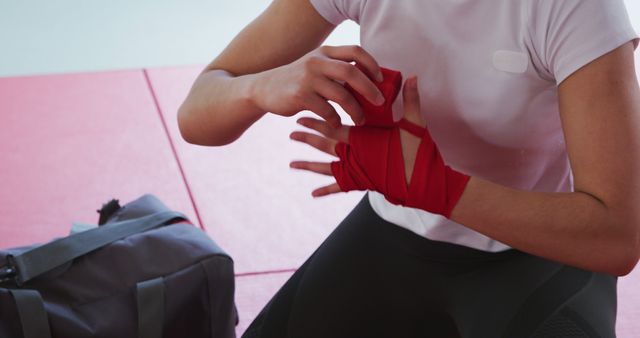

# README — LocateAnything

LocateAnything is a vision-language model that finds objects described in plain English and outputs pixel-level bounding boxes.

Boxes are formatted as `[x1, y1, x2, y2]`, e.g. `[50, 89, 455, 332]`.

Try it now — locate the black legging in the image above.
[242, 193, 617, 338]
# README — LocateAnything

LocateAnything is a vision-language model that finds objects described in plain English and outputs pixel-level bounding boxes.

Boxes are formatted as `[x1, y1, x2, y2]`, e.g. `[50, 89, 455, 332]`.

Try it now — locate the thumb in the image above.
[401, 76, 426, 127]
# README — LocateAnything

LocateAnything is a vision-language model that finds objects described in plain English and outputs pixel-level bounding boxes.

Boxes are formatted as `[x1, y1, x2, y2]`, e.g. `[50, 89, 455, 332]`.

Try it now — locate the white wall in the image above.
[0, 0, 637, 77]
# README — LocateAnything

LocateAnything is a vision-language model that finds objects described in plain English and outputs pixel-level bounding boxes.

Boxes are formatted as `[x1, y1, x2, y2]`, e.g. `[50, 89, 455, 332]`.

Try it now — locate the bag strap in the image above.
[9, 289, 52, 338]
[137, 277, 165, 338]
[7, 210, 186, 286]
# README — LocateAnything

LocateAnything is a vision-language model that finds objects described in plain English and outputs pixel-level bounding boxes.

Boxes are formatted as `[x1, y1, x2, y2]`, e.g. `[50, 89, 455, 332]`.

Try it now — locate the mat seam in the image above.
[142, 68, 205, 230]
[235, 268, 297, 278]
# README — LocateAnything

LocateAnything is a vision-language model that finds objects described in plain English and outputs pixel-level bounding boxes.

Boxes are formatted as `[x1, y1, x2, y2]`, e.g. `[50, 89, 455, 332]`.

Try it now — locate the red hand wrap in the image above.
[331, 67, 470, 218]
[344, 66, 402, 127]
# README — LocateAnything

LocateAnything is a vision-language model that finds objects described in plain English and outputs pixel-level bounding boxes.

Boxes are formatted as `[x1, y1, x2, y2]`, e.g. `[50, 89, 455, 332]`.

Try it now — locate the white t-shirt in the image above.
[309, 0, 639, 252]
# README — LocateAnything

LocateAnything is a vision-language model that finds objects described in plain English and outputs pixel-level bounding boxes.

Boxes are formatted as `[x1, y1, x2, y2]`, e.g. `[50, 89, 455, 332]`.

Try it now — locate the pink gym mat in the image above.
[0, 66, 638, 337]
[234, 271, 294, 336]
[0, 70, 198, 248]
[145, 66, 364, 274]
[616, 271, 640, 336]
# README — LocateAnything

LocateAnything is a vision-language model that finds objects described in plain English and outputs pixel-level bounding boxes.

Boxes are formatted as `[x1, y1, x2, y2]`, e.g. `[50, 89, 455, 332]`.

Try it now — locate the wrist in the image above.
[184, 69, 268, 146]
[446, 173, 473, 221]
[402, 165, 471, 219]
[243, 72, 269, 119]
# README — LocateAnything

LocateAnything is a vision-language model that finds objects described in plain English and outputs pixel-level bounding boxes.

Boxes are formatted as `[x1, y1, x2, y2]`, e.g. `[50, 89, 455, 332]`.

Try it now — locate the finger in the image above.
[313, 77, 365, 125]
[289, 131, 338, 156]
[304, 94, 342, 128]
[321, 45, 384, 83]
[297, 117, 349, 143]
[312, 183, 342, 197]
[402, 76, 427, 127]
[289, 161, 334, 176]
[320, 59, 385, 106]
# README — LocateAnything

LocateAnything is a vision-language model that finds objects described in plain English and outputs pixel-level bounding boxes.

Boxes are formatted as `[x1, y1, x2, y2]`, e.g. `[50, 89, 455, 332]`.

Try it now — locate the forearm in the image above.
[449, 176, 638, 276]
[178, 69, 265, 146]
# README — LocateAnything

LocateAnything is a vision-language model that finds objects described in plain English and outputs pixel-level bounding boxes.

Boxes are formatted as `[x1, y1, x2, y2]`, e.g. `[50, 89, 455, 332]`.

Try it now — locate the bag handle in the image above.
[5, 210, 186, 286]
[10, 289, 52, 338]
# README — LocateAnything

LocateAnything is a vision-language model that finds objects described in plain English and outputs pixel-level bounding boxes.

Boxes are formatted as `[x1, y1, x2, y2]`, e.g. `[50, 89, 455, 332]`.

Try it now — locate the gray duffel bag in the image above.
[0, 194, 237, 338]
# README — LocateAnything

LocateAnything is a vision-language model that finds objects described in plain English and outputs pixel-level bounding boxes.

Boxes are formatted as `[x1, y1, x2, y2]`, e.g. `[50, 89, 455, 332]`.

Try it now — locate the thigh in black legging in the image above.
[526, 271, 617, 338]
[449, 252, 617, 338]
[242, 195, 459, 338]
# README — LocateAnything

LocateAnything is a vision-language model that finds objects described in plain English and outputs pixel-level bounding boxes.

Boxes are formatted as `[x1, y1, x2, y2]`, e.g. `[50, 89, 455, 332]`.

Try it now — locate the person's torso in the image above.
[354, 1, 570, 251]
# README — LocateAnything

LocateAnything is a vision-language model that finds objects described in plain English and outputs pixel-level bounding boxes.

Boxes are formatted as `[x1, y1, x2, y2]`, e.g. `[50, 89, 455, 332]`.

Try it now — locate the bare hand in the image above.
[251, 45, 385, 127]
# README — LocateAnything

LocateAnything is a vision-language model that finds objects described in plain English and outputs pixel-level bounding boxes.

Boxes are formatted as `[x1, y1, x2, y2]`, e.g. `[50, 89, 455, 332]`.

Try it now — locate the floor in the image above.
[1, 1, 640, 337]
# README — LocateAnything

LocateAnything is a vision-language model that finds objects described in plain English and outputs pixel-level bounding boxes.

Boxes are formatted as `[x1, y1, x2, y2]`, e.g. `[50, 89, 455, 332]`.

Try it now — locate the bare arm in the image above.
[178, 0, 384, 146]
[450, 42, 640, 276]
[177, 0, 331, 145]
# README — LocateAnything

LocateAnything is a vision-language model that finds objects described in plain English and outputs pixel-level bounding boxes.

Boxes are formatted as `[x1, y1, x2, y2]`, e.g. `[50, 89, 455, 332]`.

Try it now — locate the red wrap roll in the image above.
[331, 66, 470, 218]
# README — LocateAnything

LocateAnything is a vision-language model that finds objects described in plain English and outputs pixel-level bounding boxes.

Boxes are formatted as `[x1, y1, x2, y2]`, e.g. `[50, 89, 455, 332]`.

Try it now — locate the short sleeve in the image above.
[308, 0, 365, 25]
[528, 0, 639, 85]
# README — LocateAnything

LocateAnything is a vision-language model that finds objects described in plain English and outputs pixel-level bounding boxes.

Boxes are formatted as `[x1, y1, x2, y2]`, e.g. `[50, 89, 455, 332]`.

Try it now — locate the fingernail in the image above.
[376, 71, 384, 82]
[409, 76, 418, 89]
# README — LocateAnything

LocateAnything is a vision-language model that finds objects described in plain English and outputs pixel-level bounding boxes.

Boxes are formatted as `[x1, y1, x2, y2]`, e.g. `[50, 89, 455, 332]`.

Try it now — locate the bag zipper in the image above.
[0, 255, 18, 285]
[0, 264, 17, 284]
